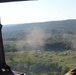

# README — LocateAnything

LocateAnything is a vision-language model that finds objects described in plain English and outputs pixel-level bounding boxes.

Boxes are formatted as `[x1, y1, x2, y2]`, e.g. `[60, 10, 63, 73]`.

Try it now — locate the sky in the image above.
[0, 0, 76, 25]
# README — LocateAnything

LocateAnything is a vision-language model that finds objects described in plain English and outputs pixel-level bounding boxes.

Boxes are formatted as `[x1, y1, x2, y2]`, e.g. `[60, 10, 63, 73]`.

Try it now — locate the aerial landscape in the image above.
[1, 0, 76, 75]
[2, 19, 76, 75]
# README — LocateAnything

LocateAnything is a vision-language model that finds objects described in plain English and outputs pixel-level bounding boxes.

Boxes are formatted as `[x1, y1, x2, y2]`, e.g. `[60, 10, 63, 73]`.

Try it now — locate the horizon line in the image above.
[3, 19, 76, 26]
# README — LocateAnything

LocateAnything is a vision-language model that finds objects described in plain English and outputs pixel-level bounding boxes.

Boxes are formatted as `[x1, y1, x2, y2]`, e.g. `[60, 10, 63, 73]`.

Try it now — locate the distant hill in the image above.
[2, 19, 76, 40]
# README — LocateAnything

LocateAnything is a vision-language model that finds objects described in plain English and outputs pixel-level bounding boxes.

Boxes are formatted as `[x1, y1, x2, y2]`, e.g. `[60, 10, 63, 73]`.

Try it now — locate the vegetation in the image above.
[3, 20, 76, 75]
[5, 51, 70, 75]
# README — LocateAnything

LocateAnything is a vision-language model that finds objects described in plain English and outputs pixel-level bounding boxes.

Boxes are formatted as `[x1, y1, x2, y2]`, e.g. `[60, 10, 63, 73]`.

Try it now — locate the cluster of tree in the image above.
[4, 41, 17, 52]
[44, 34, 73, 51]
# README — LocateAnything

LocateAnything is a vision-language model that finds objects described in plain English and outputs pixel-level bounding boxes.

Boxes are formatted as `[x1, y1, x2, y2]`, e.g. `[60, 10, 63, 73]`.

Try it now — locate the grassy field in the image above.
[5, 50, 76, 69]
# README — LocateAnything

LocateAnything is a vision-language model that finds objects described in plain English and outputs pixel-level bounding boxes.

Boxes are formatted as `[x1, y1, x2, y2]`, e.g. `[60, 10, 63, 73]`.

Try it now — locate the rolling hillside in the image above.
[2, 19, 76, 40]
[3, 20, 76, 75]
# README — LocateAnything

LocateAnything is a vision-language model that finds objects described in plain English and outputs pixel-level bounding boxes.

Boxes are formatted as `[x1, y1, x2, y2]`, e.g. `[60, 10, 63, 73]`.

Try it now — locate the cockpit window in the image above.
[0, 0, 76, 75]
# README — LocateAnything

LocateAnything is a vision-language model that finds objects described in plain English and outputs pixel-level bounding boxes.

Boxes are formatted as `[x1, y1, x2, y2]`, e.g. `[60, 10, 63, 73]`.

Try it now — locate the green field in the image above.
[3, 20, 76, 75]
[5, 50, 76, 75]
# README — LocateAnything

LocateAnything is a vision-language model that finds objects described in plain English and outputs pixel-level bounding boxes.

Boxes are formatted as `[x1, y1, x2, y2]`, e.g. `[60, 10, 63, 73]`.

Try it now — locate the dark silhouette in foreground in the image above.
[0, 0, 31, 3]
[0, 19, 13, 75]
[65, 68, 76, 75]
[0, 19, 25, 75]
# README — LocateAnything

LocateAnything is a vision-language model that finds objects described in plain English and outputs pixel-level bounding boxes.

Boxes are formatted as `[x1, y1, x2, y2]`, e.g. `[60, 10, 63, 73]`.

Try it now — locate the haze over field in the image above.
[3, 19, 76, 51]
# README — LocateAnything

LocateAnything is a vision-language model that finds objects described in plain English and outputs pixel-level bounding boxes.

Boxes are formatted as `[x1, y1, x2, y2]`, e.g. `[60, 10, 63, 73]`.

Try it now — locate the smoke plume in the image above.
[25, 27, 47, 49]
[16, 27, 50, 50]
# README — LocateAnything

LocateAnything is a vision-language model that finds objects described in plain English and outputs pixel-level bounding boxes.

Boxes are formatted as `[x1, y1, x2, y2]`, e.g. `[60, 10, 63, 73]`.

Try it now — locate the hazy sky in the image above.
[0, 0, 76, 25]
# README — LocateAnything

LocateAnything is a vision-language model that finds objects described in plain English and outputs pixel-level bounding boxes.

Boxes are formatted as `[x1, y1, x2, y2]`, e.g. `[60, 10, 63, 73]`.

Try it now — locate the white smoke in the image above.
[24, 27, 47, 49]
[16, 27, 50, 50]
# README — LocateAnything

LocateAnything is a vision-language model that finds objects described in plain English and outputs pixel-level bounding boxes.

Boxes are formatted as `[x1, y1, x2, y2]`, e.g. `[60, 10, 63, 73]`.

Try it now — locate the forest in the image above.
[2, 19, 76, 75]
